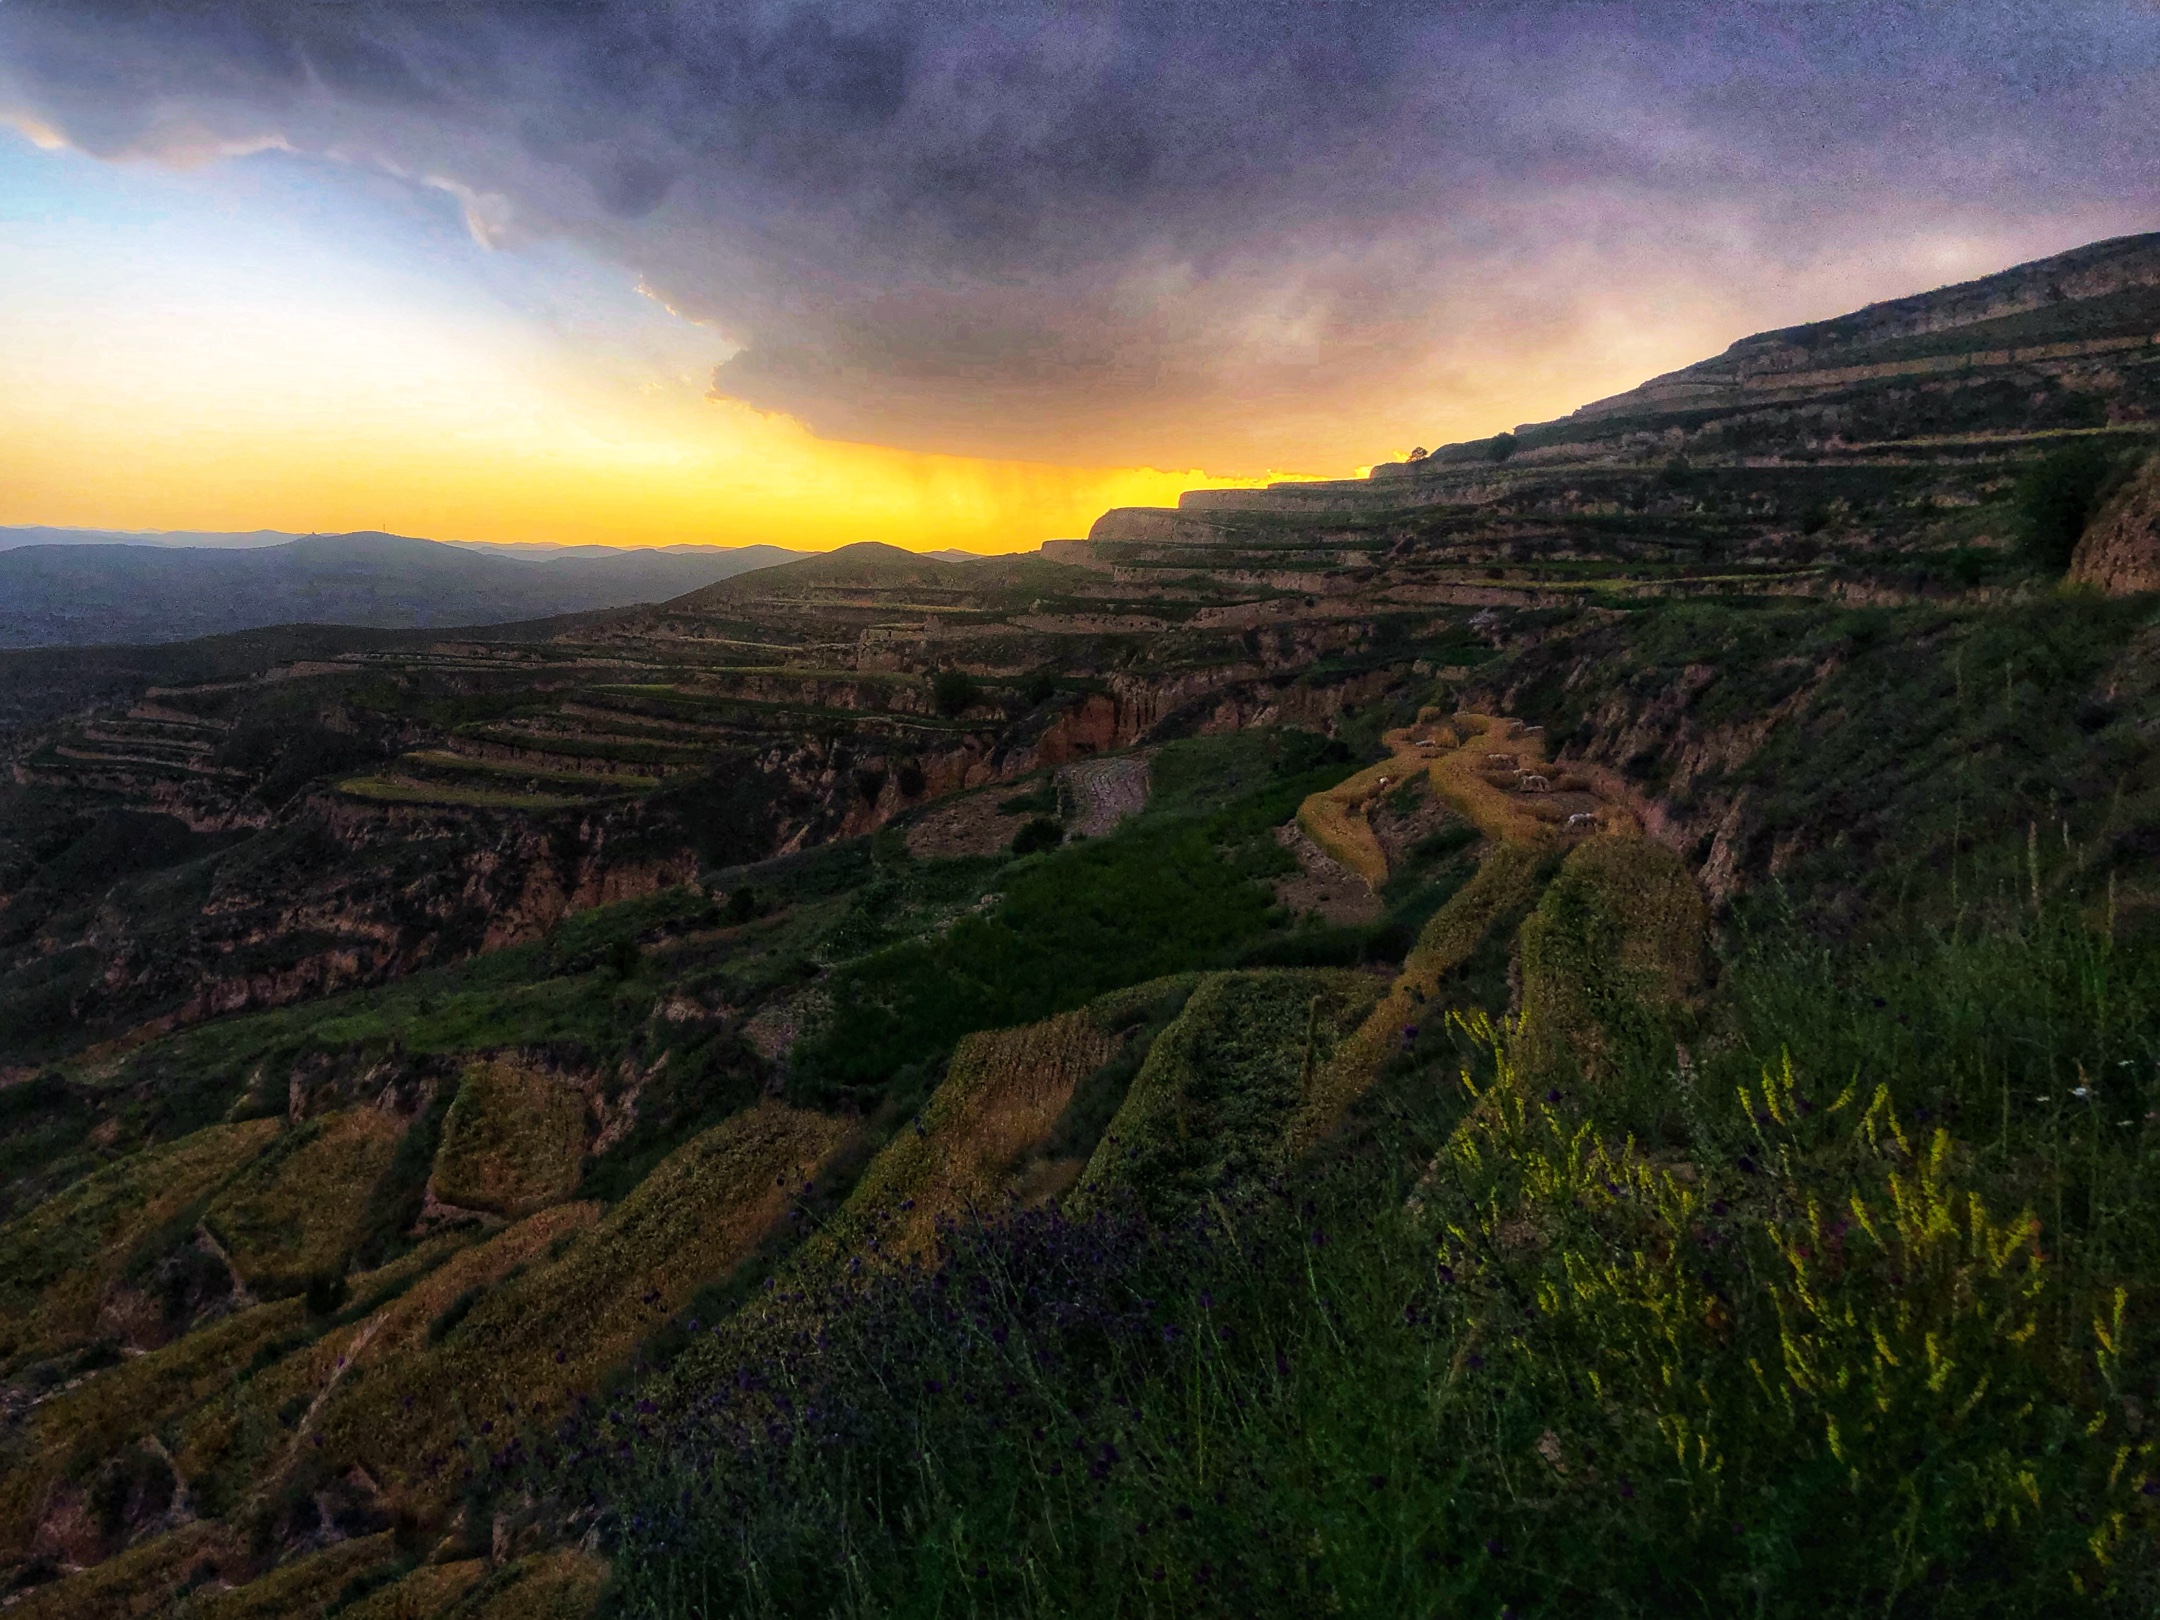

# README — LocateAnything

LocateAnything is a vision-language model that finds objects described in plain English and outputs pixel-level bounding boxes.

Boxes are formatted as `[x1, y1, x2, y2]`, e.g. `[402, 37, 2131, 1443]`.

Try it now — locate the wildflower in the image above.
[1544, 1088, 1561, 1104]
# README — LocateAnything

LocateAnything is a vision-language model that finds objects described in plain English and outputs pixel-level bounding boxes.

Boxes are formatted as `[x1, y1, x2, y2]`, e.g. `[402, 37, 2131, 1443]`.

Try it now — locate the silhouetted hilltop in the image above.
[0, 531, 805, 648]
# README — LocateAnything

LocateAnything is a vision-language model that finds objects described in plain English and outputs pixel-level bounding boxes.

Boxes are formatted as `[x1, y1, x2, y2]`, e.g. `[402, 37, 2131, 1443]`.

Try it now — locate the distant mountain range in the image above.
[0, 530, 819, 648]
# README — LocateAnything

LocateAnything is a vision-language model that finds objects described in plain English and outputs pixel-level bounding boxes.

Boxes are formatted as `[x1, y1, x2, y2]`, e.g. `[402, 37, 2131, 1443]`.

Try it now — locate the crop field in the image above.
[0, 1297, 308, 1558]
[308, 1103, 847, 1512]
[0, 1118, 281, 1372]
[1074, 967, 1386, 1218]
[823, 1008, 1116, 1264]
[203, 1109, 407, 1297]
[429, 1058, 589, 1217]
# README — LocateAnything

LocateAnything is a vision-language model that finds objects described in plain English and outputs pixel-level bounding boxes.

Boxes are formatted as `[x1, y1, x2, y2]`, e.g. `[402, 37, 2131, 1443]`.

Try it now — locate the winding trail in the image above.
[1287, 712, 1640, 1150]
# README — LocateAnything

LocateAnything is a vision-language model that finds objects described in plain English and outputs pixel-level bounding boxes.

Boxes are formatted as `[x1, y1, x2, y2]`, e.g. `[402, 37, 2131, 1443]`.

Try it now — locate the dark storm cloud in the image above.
[4, 2, 2157, 465]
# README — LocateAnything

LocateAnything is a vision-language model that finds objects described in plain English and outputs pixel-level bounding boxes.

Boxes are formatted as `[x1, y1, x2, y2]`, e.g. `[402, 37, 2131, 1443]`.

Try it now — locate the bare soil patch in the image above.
[1273, 822, 1384, 925]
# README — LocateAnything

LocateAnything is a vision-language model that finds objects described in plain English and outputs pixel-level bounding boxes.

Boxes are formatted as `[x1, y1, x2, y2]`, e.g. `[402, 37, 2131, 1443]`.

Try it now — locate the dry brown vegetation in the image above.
[0, 1120, 281, 1372]
[204, 1111, 407, 1297]
[429, 1058, 588, 1218]
[822, 1009, 1115, 1263]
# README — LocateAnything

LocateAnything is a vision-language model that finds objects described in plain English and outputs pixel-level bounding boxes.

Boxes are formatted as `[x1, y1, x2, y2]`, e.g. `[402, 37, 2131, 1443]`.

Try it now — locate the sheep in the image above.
[1484, 752, 1518, 768]
[1518, 773, 1551, 793]
[1567, 811, 1598, 828]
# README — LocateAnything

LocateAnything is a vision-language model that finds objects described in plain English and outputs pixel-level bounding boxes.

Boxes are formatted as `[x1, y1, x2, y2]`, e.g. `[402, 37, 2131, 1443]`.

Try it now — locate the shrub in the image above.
[2016, 440, 2121, 571]
[932, 671, 979, 718]
[1010, 816, 1063, 856]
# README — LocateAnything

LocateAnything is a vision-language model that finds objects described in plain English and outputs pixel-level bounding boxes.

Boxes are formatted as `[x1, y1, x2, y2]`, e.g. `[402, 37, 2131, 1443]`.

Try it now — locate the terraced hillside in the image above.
[4, 235, 2160, 1615]
[1079, 230, 2160, 603]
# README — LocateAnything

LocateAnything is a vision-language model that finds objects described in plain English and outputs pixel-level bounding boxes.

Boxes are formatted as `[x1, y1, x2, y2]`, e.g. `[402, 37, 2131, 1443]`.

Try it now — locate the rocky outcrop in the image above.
[2071, 453, 2160, 595]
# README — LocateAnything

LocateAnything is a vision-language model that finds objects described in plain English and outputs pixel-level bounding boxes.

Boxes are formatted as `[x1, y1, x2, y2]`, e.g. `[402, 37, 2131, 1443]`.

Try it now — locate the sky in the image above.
[2, 1, 2157, 554]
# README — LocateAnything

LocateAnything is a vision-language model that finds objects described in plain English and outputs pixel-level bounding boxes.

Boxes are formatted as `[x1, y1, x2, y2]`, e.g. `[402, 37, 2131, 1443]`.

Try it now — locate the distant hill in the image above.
[0, 531, 807, 648]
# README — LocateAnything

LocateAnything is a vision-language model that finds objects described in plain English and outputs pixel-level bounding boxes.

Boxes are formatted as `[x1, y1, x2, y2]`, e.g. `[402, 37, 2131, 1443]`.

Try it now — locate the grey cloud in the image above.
[3, 1, 2157, 466]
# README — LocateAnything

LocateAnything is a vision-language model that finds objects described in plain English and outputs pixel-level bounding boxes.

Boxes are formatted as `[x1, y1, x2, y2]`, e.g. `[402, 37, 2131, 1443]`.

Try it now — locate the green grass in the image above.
[788, 732, 1362, 1101]
[335, 775, 590, 811]
[579, 901, 2160, 1619]
[1486, 592, 2160, 933]
[1072, 968, 1385, 1220]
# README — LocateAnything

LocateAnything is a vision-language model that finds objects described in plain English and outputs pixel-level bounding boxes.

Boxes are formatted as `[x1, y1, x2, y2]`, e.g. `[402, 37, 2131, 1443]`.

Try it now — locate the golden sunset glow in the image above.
[0, 382, 1299, 554]
[0, 129, 1310, 551]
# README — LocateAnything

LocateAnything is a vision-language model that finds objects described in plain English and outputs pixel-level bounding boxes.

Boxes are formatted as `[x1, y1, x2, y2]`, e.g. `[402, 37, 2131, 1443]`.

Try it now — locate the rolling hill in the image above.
[0, 532, 806, 649]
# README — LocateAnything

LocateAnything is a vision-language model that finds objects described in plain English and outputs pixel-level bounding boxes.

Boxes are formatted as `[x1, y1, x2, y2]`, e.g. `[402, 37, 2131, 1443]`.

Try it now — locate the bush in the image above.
[932, 671, 979, 718]
[2016, 441, 2120, 571]
[1010, 817, 1063, 856]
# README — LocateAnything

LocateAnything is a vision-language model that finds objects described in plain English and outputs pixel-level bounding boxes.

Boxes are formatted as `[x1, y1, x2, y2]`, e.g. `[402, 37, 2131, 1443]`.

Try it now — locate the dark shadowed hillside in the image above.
[0, 533, 806, 649]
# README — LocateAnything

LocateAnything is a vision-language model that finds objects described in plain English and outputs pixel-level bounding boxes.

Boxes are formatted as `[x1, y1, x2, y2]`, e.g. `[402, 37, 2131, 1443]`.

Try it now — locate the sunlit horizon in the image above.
[0, 129, 1346, 554]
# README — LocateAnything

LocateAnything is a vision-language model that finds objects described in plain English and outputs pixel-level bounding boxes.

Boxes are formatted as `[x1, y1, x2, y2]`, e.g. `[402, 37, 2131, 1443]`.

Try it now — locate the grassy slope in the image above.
[430, 1058, 588, 1217]
[0, 1119, 280, 1373]
[1072, 968, 1386, 1220]
[9, 589, 2160, 1613]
